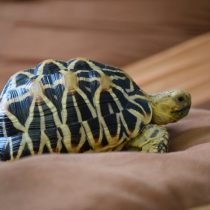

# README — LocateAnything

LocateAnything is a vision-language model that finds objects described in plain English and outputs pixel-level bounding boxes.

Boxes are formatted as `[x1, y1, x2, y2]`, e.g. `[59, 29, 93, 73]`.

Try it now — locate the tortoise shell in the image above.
[0, 58, 152, 160]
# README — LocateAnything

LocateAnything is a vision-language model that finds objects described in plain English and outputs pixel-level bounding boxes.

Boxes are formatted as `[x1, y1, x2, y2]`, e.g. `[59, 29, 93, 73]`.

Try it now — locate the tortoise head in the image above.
[149, 90, 191, 125]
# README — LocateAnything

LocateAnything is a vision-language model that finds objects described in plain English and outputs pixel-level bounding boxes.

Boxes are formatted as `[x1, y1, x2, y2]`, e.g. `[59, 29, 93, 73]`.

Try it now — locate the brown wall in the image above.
[0, 0, 210, 89]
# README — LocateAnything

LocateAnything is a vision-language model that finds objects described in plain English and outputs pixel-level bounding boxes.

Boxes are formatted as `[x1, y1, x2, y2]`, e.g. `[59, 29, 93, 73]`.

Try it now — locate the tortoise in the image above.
[0, 58, 191, 161]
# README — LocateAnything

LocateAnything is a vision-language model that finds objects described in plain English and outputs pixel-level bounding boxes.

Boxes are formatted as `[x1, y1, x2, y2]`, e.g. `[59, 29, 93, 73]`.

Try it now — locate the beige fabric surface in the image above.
[0, 109, 209, 210]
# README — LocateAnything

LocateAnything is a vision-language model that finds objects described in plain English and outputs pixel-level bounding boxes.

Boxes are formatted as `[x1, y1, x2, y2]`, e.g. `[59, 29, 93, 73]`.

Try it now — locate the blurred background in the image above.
[0, 0, 210, 108]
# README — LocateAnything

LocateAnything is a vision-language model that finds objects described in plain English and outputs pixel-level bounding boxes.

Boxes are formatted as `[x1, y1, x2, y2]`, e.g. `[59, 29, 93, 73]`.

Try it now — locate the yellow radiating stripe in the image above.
[37, 60, 49, 75]
[61, 89, 98, 105]
[76, 88, 97, 118]
[107, 89, 123, 111]
[120, 108, 146, 138]
[91, 131, 127, 152]
[93, 87, 113, 144]
[81, 114, 123, 151]
[129, 94, 152, 124]
[22, 98, 37, 156]
[15, 139, 26, 159]
[111, 83, 151, 122]
[72, 95, 83, 122]
[41, 93, 62, 128]
[6, 92, 31, 104]
[24, 97, 36, 129]
[59, 124, 72, 152]
[107, 103, 114, 114]
[41, 80, 64, 89]
[52, 60, 67, 70]
[82, 121, 102, 149]
[129, 92, 149, 101]
[86, 59, 104, 76]
[36, 59, 67, 75]
[79, 75, 128, 83]
[119, 112, 131, 136]
[114, 133, 128, 151]
[112, 83, 147, 108]
[13, 71, 34, 78]
[38, 104, 45, 129]
[8, 137, 14, 161]
[101, 114, 123, 146]
[1, 120, 7, 137]
[97, 122, 103, 148]
[78, 115, 126, 152]
[37, 105, 45, 153]
[76, 126, 87, 151]
[38, 131, 53, 154]
[67, 59, 79, 70]
[115, 114, 121, 140]
[126, 109, 144, 137]
[56, 130, 62, 153]
[5, 111, 26, 132]
[78, 77, 100, 82]
[104, 115, 116, 144]
[67, 58, 123, 74]
[61, 85, 68, 123]
[109, 75, 127, 80]
[37, 105, 54, 154]
[16, 132, 34, 159]
[102, 68, 123, 74]
[73, 70, 91, 74]
[125, 80, 136, 93]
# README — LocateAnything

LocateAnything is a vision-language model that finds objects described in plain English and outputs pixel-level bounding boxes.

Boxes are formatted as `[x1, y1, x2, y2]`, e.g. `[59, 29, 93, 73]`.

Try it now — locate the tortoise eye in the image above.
[177, 96, 184, 102]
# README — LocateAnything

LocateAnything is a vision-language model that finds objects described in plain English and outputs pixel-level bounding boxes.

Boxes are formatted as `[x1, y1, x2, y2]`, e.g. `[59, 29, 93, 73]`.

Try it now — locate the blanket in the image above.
[0, 109, 209, 210]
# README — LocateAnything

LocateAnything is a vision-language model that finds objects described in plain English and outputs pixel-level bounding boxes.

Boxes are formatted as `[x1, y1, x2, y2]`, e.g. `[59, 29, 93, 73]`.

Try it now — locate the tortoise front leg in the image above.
[125, 124, 169, 153]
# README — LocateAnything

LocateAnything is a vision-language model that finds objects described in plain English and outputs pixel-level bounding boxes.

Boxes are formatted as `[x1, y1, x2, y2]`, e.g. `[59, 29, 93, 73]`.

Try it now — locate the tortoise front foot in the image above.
[125, 124, 169, 153]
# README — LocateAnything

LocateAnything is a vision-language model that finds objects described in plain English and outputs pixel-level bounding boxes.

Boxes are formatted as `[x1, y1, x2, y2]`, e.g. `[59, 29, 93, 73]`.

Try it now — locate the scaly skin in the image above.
[150, 89, 191, 125]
